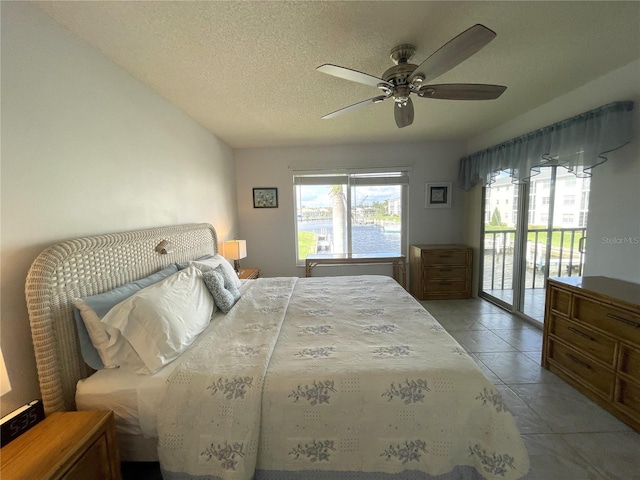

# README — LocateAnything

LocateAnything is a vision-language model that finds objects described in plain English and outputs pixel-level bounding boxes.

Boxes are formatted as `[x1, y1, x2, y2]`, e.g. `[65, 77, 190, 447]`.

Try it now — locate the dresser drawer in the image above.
[549, 314, 616, 367]
[619, 344, 640, 378]
[424, 265, 468, 279]
[424, 279, 468, 293]
[63, 434, 112, 479]
[573, 296, 640, 345]
[615, 378, 640, 416]
[422, 250, 469, 265]
[548, 339, 614, 398]
[549, 286, 571, 316]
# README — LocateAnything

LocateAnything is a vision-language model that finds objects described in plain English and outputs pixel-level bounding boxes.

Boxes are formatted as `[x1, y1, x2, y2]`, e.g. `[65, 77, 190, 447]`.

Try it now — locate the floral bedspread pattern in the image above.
[157, 276, 530, 480]
[157, 277, 296, 479]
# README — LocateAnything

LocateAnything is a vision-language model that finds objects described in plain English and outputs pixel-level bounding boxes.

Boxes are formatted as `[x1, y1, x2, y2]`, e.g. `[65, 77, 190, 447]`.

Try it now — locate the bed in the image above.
[25, 223, 530, 480]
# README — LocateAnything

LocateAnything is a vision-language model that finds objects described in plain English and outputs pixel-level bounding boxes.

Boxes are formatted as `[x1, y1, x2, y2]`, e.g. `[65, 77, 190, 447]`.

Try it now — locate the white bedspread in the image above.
[157, 276, 529, 480]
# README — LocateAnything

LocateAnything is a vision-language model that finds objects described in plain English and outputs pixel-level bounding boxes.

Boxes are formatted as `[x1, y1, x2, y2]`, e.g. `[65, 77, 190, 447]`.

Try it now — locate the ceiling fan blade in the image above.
[409, 24, 496, 85]
[394, 97, 414, 128]
[317, 64, 392, 89]
[322, 95, 387, 120]
[418, 84, 507, 100]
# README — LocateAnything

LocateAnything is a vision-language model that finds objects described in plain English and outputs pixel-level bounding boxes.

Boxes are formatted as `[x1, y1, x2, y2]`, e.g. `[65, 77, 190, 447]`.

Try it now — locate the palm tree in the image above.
[329, 185, 347, 253]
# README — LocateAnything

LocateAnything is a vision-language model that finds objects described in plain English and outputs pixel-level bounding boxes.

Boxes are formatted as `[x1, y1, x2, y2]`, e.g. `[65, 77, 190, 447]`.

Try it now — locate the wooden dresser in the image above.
[409, 244, 472, 300]
[1, 410, 122, 480]
[542, 276, 640, 432]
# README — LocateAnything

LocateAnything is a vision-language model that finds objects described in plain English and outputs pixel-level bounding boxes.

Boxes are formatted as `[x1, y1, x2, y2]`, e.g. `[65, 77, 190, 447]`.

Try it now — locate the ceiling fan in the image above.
[317, 24, 507, 128]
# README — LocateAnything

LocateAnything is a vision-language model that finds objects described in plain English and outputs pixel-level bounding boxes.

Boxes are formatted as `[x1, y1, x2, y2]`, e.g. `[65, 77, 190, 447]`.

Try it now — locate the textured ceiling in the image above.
[37, 1, 640, 149]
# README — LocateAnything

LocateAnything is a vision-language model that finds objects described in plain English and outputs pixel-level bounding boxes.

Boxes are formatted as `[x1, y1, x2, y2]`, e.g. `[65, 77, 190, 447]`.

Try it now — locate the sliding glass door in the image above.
[520, 168, 588, 320]
[480, 168, 589, 323]
[481, 173, 520, 309]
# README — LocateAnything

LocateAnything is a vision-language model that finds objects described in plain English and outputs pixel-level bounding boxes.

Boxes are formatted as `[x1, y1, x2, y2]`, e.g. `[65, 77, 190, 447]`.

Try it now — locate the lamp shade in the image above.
[223, 240, 247, 261]
[0, 347, 11, 396]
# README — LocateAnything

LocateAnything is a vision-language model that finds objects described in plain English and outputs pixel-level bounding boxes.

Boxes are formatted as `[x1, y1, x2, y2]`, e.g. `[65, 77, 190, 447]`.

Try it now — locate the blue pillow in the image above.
[202, 266, 241, 314]
[73, 264, 179, 369]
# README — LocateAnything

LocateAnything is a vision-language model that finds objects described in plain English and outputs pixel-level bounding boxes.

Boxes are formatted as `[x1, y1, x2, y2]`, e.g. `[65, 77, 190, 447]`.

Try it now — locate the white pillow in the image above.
[101, 266, 214, 374]
[190, 253, 242, 289]
[75, 299, 150, 374]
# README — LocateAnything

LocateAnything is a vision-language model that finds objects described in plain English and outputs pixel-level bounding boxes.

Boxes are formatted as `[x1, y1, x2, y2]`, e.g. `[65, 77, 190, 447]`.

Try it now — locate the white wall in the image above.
[235, 141, 467, 278]
[464, 60, 640, 289]
[0, 2, 239, 416]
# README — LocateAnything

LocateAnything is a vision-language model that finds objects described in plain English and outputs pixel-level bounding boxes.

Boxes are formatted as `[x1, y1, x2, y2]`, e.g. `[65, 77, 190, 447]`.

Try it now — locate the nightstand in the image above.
[238, 268, 260, 280]
[1, 410, 122, 480]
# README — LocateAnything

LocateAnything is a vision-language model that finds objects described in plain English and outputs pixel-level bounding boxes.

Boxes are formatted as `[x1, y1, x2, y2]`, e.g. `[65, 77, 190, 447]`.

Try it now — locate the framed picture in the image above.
[425, 182, 451, 208]
[253, 187, 278, 208]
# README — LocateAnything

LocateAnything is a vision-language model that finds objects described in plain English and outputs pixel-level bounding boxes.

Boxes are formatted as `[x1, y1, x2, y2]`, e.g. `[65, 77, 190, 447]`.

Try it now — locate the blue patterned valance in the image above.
[459, 101, 634, 190]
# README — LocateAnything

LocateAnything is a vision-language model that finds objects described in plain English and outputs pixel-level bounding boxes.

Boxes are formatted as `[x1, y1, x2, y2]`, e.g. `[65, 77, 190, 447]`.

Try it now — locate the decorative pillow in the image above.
[202, 267, 241, 313]
[190, 254, 241, 289]
[101, 266, 214, 374]
[74, 264, 179, 370]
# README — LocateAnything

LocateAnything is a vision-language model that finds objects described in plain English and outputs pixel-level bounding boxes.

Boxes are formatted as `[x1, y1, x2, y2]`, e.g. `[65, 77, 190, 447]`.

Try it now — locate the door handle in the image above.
[579, 236, 586, 254]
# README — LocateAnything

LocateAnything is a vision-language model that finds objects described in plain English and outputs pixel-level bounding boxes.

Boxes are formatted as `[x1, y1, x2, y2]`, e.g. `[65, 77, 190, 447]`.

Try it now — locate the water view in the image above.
[298, 220, 400, 256]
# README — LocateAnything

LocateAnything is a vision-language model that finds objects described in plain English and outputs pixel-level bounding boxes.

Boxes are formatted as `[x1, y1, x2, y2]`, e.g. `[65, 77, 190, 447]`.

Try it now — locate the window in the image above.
[564, 195, 576, 205]
[293, 170, 408, 264]
[579, 212, 588, 227]
[580, 191, 589, 210]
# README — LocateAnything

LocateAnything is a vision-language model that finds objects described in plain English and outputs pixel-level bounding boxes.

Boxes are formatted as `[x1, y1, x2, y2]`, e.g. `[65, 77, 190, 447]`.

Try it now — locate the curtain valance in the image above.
[459, 101, 634, 190]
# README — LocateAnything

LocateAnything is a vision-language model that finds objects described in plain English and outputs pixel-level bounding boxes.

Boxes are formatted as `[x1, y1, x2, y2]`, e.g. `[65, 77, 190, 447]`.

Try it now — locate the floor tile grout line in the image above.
[423, 297, 640, 478]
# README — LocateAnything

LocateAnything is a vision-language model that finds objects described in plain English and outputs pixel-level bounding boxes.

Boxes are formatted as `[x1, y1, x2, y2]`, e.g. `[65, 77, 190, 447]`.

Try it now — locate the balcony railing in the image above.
[483, 227, 586, 290]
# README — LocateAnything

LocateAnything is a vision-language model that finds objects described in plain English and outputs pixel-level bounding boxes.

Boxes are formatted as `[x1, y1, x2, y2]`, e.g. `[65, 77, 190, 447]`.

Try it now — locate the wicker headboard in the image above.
[25, 223, 219, 413]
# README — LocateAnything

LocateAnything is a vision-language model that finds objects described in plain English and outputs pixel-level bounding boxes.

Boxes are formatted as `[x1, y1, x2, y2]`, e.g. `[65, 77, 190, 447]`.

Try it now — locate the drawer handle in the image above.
[606, 313, 640, 328]
[565, 353, 591, 370]
[567, 326, 594, 341]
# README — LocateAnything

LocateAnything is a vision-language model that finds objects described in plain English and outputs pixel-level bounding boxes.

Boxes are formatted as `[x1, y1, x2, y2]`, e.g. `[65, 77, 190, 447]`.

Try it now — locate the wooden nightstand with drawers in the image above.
[238, 268, 260, 280]
[1, 410, 122, 480]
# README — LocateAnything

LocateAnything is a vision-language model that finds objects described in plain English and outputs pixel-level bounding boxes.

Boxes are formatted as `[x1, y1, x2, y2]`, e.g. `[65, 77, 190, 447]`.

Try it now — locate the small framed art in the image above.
[253, 188, 278, 208]
[425, 182, 451, 208]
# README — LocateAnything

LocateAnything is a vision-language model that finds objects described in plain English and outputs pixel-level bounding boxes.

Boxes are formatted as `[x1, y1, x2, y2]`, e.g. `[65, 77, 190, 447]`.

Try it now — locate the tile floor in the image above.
[421, 297, 640, 480]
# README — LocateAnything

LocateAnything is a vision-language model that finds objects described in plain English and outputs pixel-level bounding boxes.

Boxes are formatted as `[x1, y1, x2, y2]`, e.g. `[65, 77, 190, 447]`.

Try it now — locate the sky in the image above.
[297, 185, 401, 209]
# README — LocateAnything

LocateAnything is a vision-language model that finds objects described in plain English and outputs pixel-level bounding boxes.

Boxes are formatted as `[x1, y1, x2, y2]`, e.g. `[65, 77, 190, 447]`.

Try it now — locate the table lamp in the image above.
[223, 240, 247, 274]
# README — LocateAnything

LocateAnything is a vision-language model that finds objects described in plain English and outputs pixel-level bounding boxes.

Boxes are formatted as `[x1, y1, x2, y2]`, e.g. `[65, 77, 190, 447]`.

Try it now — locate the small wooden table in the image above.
[305, 253, 406, 288]
[238, 268, 260, 280]
[1, 410, 121, 480]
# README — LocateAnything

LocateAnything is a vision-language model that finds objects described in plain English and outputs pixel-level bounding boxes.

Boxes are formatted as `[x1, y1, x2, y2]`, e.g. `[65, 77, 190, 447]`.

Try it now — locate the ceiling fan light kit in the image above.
[317, 24, 507, 129]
